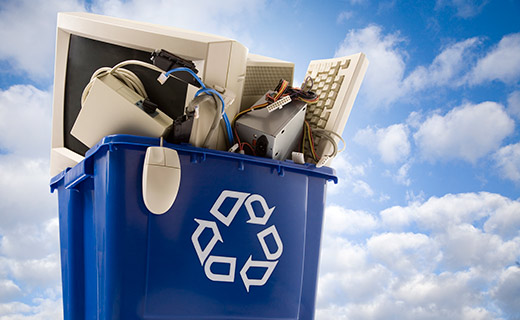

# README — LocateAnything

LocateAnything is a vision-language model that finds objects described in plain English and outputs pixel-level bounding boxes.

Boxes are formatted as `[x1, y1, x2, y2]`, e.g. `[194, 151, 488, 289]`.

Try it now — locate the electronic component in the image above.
[151, 49, 202, 88]
[303, 53, 369, 165]
[235, 92, 307, 161]
[71, 73, 173, 148]
[165, 112, 195, 145]
[50, 12, 367, 176]
[267, 95, 292, 112]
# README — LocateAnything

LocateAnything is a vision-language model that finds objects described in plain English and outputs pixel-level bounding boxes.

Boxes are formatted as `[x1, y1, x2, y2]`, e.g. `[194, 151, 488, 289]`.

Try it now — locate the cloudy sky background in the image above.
[0, 0, 519, 319]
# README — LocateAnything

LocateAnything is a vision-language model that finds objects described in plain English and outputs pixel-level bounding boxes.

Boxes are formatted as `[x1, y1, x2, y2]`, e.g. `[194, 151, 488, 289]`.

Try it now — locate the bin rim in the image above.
[50, 134, 338, 189]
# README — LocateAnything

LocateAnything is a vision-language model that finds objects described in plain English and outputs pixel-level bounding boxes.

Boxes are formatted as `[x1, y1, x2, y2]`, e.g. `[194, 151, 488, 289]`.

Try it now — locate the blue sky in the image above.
[0, 0, 519, 319]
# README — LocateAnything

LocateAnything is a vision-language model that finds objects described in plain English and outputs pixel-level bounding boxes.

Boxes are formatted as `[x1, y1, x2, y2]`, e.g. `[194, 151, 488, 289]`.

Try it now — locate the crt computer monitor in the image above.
[51, 12, 255, 176]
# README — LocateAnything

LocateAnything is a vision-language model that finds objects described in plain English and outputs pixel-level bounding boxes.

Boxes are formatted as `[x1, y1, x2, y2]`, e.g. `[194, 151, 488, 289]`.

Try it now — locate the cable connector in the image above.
[316, 155, 331, 168]
[157, 73, 169, 85]
[228, 143, 239, 153]
[267, 95, 292, 113]
[151, 49, 199, 73]
[142, 98, 158, 114]
[291, 152, 305, 164]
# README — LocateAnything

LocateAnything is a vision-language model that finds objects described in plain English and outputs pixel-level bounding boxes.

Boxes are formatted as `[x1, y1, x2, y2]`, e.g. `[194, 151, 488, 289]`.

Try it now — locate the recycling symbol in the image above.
[191, 190, 283, 292]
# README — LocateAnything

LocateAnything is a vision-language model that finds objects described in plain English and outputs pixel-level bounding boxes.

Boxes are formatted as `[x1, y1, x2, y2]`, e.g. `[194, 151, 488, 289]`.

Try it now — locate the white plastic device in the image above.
[142, 144, 181, 215]
[71, 73, 173, 148]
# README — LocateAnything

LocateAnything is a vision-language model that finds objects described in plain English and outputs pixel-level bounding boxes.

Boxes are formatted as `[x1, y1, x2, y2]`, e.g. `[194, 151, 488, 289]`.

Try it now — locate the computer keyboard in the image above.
[303, 53, 368, 166]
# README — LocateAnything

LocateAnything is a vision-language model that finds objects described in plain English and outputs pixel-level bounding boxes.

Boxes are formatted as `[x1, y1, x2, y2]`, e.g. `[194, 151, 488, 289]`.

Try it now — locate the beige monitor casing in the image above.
[51, 12, 248, 176]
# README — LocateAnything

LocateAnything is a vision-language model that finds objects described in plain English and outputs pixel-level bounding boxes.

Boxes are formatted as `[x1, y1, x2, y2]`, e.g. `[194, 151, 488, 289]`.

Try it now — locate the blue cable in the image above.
[164, 67, 205, 88]
[164, 68, 234, 146]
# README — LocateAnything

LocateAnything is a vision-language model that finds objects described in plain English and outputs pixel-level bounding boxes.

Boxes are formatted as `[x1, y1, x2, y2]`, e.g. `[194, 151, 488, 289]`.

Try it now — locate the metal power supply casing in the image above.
[236, 97, 307, 160]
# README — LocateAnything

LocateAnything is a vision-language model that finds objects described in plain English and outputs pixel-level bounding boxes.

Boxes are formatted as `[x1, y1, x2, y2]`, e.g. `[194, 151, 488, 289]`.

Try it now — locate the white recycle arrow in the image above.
[257, 225, 283, 260]
[204, 255, 237, 282]
[191, 219, 223, 265]
[245, 194, 276, 225]
[210, 190, 250, 226]
[239, 256, 278, 292]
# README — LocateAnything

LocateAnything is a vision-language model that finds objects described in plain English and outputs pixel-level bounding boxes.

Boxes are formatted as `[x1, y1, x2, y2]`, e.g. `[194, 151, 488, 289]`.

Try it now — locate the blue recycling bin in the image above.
[50, 135, 337, 320]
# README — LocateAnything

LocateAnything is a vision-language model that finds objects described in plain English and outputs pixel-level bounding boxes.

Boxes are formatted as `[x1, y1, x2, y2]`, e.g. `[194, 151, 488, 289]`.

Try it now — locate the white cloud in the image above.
[318, 192, 520, 319]
[404, 37, 480, 90]
[0, 298, 63, 319]
[483, 194, 520, 239]
[90, 0, 266, 46]
[0, 84, 61, 318]
[0, 0, 86, 79]
[318, 236, 392, 306]
[493, 142, 520, 183]
[335, 25, 407, 107]
[405, 189, 425, 204]
[8, 255, 61, 289]
[0, 280, 22, 302]
[0, 155, 56, 229]
[328, 154, 374, 197]
[468, 33, 520, 85]
[318, 264, 391, 307]
[0, 217, 61, 304]
[437, 224, 520, 270]
[380, 192, 520, 240]
[0, 219, 59, 261]
[507, 90, 520, 120]
[384, 161, 412, 186]
[390, 271, 493, 319]
[334, 26, 479, 108]
[414, 101, 514, 163]
[435, 0, 489, 18]
[336, 11, 353, 24]
[0, 85, 56, 228]
[331, 153, 367, 178]
[367, 232, 441, 275]
[0, 85, 52, 157]
[406, 111, 423, 129]
[0, 302, 31, 316]
[491, 267, 520, 316]
[354, 123, 410, 164]
[334, 28, 518, 109]
[324, 205, 378, 235]
[394, 161, 411, 186]
[352, 180, 375, 197]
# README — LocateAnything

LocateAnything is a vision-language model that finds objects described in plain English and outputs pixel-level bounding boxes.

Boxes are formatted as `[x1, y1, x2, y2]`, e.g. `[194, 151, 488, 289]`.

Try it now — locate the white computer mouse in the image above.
[142, 146, 181, 215]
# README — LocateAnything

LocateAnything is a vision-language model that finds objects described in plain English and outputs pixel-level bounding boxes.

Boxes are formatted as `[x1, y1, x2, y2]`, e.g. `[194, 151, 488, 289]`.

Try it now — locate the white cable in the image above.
[185, 93, 223, 148]
[81, 60, 164, 108]
[314, 131, 338, 157]
[314, 128, 346, 153]
[110, 60, 164, 74]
